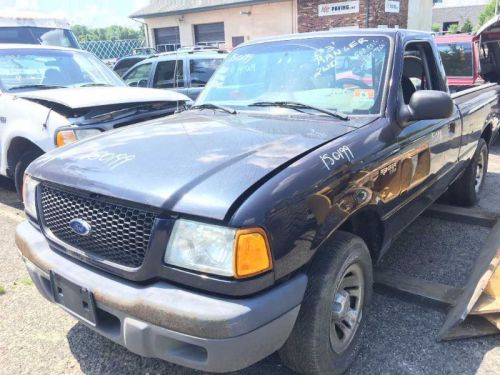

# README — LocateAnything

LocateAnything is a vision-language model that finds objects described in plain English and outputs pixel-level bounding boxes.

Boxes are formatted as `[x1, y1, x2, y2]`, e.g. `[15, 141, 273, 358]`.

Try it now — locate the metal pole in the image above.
[496, 0, 499, 16]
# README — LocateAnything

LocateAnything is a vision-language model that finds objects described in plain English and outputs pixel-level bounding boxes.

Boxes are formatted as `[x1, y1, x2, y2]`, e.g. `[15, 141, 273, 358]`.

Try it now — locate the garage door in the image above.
[154, 27, 180, 52]
[194, 22, 225, 46]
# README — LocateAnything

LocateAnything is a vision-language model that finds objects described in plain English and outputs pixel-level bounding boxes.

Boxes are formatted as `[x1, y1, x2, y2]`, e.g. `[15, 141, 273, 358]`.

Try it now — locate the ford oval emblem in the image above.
[69, 218, 92, 236]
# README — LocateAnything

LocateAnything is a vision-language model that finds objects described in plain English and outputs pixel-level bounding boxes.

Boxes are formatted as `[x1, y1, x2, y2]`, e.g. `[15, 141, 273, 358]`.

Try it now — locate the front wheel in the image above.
[279, 231, 373, 375]
[449, 138, 488, 207]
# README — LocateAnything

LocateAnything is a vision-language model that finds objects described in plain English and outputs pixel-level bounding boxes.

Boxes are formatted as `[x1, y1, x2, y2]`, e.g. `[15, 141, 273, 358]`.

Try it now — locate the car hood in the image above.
[29, 112, 369, 220]
[17, 86, 189, 109]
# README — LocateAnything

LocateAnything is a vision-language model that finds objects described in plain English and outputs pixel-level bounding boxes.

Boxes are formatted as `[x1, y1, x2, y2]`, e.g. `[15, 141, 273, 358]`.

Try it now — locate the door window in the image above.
[401, 42, 443, 104]
[189, 58, 223, 87]
[123, 63, 152, 87]
[153, 60, 184, 88]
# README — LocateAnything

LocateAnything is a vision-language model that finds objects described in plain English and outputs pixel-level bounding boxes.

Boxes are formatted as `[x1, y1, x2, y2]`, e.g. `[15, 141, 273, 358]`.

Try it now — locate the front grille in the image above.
[40, 184, 157, 268]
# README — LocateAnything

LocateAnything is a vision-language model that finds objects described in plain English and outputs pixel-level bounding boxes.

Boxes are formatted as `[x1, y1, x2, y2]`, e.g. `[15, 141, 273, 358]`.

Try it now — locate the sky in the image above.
[3, 0, 150, 28]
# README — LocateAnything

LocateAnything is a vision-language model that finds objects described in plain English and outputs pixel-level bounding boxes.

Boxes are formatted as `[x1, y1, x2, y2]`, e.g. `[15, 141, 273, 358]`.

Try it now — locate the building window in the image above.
[232, 36, 245, 47]
[194, 22, 225, 47]
[154, 27, 180, 52]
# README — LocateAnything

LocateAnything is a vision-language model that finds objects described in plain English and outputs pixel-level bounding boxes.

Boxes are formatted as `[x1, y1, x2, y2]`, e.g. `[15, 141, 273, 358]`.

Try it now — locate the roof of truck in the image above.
[240, 28, 432, 48]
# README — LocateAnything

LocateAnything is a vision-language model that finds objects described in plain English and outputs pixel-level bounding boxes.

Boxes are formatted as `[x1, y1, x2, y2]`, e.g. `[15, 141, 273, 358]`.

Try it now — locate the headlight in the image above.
[22, 175, 39, 218]
[55, 128, 102, 147]
[164, 219, 273, 278]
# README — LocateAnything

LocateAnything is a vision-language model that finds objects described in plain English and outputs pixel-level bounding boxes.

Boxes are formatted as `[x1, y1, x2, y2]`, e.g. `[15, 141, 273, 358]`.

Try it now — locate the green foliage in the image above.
[432, 23, 441, 32]
[479, 0, 497, 27]
[0, 285, 5, 295]
[72, 24, 142, 42]
[461, 18, 473, 33]
[447, 24, 460, 34]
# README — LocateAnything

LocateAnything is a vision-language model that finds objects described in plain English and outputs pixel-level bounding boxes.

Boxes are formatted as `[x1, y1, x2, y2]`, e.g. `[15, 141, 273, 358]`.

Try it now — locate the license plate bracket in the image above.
[50, 272, 97, 326]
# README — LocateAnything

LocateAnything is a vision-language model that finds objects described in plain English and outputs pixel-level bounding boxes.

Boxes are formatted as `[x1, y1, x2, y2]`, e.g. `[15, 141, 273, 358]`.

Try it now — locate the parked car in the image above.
[0, 14, 79, 49]
[0, 44, 189, 196]
[16, 29, 500, 374]
[132, 47, 158, 55]
[435, 34, 482, 92]
[122, 50, 226, 100]
[113, 53, 155, 77]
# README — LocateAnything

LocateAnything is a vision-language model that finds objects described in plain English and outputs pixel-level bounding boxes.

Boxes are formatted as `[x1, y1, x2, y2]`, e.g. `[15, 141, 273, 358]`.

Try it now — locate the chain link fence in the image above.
[80, 39, 146, 60]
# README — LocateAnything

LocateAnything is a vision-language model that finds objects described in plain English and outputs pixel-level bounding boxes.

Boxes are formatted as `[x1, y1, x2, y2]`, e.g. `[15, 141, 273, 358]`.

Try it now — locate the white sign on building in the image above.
[318, 1, 360, 17]
[385, 0, 400, 13]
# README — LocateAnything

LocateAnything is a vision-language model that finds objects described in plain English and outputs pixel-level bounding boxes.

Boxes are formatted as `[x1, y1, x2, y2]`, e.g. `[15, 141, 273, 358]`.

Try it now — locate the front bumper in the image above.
[16, 221, 307, 372]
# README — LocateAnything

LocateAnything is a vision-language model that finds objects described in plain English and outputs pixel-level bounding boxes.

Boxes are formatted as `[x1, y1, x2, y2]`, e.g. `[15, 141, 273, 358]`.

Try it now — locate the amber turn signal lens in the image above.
[234, 228, 273, 279]
[55, 130, 77, 147]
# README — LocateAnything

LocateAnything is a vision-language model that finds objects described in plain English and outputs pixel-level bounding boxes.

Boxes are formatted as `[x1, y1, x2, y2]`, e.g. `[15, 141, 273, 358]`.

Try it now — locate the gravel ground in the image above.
[1, 140, 500, 374]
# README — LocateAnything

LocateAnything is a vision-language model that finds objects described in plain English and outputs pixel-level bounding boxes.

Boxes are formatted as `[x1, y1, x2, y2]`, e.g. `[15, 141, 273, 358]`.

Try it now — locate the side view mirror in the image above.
[399, 90, 454, 127]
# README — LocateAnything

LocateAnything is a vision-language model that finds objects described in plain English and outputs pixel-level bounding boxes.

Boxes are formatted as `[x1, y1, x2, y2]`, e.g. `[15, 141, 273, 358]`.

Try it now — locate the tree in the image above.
[447, 24, 460, 34]
[72, 25, 142, 42]
[432, 23, 441, 32]
[479, 0, 497, 27]
[461, 18, 473, 33]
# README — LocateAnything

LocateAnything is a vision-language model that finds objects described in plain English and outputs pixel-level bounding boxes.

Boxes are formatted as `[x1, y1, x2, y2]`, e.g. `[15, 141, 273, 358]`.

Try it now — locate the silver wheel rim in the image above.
[475, 150, 485, 194]
[330, 263, 365, 354]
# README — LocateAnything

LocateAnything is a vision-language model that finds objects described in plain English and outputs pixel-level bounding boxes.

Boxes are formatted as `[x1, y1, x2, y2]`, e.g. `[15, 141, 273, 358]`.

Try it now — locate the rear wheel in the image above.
[449, 138, 488, 207]
[14, 150, 43, 199]
[279, 231, 372, 375]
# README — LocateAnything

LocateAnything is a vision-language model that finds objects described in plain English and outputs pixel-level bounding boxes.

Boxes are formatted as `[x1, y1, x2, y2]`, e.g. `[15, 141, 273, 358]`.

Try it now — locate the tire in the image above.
[279, 231, 373, 375]
[449, 138, 488, 207]
[14, 150, 43, 199]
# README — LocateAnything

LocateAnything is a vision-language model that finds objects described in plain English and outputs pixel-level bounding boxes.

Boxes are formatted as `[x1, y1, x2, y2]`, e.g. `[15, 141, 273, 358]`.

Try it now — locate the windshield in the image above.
[0, 27, 80, 48]
[0, 48, 124, 91]
[196, 36, 391, 115]
[437, 42, 473, 77]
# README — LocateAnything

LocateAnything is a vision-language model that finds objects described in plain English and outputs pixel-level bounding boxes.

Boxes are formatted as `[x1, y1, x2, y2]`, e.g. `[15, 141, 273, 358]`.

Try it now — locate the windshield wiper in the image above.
[249, 101, 349, 121]
[78, 83, 113, 87]
[191, 103, 237, 114]
[7, 84, 67, 91]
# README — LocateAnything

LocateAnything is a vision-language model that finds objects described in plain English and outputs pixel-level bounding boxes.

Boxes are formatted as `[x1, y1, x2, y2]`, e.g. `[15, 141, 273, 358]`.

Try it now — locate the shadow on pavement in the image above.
[0, 176, 22, 210]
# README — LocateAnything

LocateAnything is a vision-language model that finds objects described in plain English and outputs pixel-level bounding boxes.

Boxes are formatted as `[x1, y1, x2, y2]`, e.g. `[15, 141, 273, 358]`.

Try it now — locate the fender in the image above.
[0, 95, 67, 176]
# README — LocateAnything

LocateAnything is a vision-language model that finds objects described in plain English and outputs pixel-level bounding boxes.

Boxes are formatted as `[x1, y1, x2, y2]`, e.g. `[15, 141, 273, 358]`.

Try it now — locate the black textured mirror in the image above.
[399, 90, 454, 127]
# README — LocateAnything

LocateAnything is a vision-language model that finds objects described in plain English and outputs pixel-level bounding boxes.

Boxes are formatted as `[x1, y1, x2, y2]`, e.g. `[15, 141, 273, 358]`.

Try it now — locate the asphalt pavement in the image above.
[1, 141, 500, 374]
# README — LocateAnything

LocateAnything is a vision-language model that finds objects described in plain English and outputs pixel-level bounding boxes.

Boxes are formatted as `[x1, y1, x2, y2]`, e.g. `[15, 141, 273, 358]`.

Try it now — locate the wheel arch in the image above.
[337, 208, 385, 263]
[6, 137, 44, 178]
[481, 123, 493, 147]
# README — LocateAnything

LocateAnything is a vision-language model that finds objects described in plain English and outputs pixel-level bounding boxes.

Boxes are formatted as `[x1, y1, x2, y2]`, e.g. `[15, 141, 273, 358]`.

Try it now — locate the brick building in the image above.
[131, 0, 432, 50]
[298, 0, 409, 32]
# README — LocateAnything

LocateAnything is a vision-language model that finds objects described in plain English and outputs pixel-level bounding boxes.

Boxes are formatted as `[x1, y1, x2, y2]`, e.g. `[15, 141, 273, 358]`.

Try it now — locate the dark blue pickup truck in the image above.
[16, 29, 500, 374]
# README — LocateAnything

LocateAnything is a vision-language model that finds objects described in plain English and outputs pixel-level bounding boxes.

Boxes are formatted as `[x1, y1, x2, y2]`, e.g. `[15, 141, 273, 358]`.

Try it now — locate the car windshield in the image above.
[0, 27, 79, 48]
[437, 42, 473, 77]
[0, 48, 124, 91]
[196, 36, 391, 115]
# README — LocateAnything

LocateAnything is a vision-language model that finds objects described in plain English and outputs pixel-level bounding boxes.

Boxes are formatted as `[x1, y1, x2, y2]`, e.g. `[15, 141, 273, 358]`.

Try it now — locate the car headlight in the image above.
[22, 175, 39, 218]
[164, 219, 273, 278]
[55, 128, 102, 147]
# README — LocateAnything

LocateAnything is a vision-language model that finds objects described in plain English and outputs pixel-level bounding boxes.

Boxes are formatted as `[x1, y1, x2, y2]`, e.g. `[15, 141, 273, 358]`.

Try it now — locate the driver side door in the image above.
[384, 41, 461, 238]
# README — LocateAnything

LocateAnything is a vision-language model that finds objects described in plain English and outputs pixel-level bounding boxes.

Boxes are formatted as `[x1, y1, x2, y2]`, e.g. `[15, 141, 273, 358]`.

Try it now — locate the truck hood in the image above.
[17, 86, 189, 109]
[29, 112, 368, 220]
